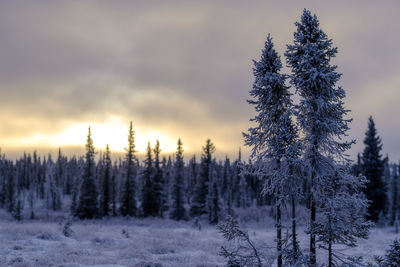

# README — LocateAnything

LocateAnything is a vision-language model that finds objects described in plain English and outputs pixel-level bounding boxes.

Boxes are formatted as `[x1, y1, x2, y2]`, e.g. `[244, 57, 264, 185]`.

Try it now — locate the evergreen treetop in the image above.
[76, 127, 98, 219]
[362, 116, 386, 221]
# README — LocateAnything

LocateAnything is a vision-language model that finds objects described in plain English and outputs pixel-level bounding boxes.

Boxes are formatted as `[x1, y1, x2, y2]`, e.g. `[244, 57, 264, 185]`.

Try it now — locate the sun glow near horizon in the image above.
[13, 118, 180, 155]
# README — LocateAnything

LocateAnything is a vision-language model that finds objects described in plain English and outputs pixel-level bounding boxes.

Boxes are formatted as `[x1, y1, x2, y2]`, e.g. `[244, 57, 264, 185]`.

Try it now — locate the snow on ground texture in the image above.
[0, 207, 398, 266]
[0, 217, 226, 267]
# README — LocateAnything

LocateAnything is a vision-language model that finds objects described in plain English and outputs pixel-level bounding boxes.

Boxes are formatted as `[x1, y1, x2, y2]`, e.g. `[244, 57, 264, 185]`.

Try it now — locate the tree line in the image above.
[0, 121, 270, 224]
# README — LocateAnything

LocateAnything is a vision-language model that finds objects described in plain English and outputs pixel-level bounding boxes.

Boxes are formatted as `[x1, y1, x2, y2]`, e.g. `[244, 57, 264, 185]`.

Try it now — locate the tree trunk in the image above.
[292, 195, 298, 259]
[277, 203, 282, 267]
[310, 170, 316, 267]
[328, 234, 332, 267]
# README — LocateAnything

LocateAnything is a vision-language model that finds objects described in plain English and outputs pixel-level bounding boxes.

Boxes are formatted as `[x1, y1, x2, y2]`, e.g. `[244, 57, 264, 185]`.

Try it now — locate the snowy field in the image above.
[0, 207, 398, 267]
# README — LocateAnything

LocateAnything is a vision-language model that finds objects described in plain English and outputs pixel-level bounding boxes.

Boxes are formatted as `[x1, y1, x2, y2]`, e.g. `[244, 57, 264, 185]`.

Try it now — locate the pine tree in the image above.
[100, 144, 112, 217]
[153, 140, 163, 217]
[0, 158, 6, 209]
[362, 116, 387, 222]
[120, 121, 137, 217]
[39, 157, 46, 200]
[6, 162, 16, 213]
[46, 159, 62, 211]
[187, 155, 197, 205]
[376, 239, 400, 267]
[390, 164, 399, 226]
[222, 156, 234, 216]
[161, 156, 172, 213]
[46, 165, 62, 211]
[244, 34, 300, 266]
[232, 158, 243, 207]
[316, 169, 370, 267]
[208, 165, 220, 224]
[141, 142, 157, 217]
[64, 155, 75, 196]
[351, 153, 362, 177]
[70, 180, 78, 215]
[111, 162, 118, 217]
[13, 190, 23, 221]
[285, 9, 369, 266]
[190, 139, 215, 217]
[237, 175, 248, 208]
[76, 127, 98, 219]
[221, 156, 230, 199]
[69, 157, 81, 215]
[170, 139, 186, 220]
[382, 156, 391, 225]
[55, 148, 66, 192]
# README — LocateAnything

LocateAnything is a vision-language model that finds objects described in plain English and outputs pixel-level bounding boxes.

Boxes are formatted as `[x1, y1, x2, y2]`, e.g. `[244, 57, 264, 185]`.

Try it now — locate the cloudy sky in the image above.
[0, 1, 399, 160]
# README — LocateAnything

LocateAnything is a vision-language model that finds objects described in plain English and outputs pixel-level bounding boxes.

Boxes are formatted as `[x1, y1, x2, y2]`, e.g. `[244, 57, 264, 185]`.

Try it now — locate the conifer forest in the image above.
[1, 3, 399, 267]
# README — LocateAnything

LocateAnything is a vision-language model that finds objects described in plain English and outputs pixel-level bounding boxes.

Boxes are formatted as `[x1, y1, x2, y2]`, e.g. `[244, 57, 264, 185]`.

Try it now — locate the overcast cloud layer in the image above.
[0, 1, 399, 160]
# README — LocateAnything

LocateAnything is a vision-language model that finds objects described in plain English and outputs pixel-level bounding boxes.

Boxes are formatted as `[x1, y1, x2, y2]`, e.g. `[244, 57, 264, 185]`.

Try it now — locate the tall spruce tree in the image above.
[161, 156, 172, 213]
[141, 142, 157, 217]
[0, 157, 6, 209]
[390, 164, 399, 226]
[69, 156, 81, 215]
[55, 148, 66, 192]
[208, 164, 220, 224]
[244, 34, 300, 266]
[76, 127, 98, 219]
[351, 153, 362, 177]
[362, 116, 387, 222]
[170, 139, 186, 220]
[111, 162, 118, 217]
[190, 139, 215, 217]
[153, 140, 163, 217]
[286, 9, 370, 266]
[47, 161, 62, 211]
[120, 121, 137, 217]
[221, 156, 231, 201]
[6, 162, 16, 213]
[187, 155, 198, 205]
[101, 144, 112, 217]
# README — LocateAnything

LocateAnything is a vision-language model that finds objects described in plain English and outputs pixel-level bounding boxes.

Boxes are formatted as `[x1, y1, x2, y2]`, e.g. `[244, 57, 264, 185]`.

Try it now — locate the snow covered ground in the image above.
[0, 207, 398, 266]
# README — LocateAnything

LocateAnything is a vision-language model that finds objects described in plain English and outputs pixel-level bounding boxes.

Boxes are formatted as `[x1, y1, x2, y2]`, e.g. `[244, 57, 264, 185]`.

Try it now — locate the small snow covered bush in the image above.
[217, 215, 263, 267]
[374, 239, 400, 267]
[62, 219, 73, 237]
[121, 228, 130, 238]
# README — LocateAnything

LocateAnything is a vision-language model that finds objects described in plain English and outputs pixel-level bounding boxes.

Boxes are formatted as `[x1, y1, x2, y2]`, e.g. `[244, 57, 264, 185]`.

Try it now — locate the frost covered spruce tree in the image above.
[315, 168, 370, 267]
[161, 155, 173, 213]
[76, 127, 98, 219]
[243, 34, 301, 267]
[187, 155, 198, 204]
[46, 159, 62, 211]
[389, 163, 398, 226]
[362, 116, 387, 222]
[170, 138, 186, 220]
[190, 139, 215, 217]
[119, 121, 138, 217]
[142, 142, 157, 217]
[208, 165, 220, 224]
[100, 144, 111, 217]
[153, 140, 164, 217]
[111, 162, 118, 217]
[285, 9, 369, 266]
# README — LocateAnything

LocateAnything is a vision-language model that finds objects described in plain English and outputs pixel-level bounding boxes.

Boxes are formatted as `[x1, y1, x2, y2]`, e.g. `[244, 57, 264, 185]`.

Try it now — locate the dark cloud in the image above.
[0, 0, 399, 159]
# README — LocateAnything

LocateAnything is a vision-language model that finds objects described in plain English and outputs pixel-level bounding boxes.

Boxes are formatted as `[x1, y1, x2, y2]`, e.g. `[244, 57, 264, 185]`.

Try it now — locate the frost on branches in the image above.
[285, 9, 370, 266]
[217, 215, 263, 267]
[243, 34, 302, 266]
